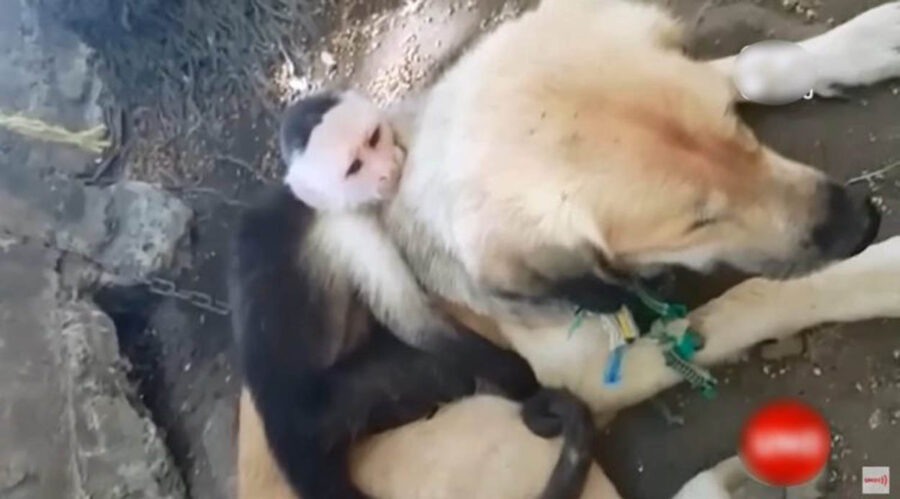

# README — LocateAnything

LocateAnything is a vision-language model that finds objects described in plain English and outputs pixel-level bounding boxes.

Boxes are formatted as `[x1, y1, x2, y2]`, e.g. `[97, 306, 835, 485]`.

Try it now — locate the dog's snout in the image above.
[810, 182, 880, 259]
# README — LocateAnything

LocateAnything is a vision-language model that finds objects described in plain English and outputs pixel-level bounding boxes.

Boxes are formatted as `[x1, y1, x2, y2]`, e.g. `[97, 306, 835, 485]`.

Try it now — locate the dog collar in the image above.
[569, 287, 718, 398]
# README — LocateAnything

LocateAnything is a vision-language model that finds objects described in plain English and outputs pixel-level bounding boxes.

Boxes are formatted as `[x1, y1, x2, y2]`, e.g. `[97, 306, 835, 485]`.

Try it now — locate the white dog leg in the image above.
[507, 237, 900, 414]
[672, 455, 826, 499]
[692, 236, 900, 365]
[709, 2, 900, 101]
[672, 456, 748, 499]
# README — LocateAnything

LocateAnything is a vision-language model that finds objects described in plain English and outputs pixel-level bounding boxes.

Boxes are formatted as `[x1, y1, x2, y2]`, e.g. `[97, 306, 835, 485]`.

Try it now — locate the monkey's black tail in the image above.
[521, 388, 597, 499]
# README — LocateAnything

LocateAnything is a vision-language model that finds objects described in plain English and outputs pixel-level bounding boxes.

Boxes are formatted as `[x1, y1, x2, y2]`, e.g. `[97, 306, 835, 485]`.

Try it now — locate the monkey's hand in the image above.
[481, 347, 541, 400]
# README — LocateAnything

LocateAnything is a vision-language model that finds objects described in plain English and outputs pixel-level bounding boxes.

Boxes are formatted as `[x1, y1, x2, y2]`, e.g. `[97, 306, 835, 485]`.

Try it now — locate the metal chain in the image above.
[143, 276, 231, 316]
[1, 227, 231, 316]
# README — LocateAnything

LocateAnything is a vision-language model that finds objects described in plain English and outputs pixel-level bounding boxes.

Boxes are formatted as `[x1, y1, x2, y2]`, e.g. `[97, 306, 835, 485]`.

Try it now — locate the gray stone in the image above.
[59, 300, 187, 498]
[0, 0, 103, 129]
[0, 241, 186, 499]
[0, 2, 192, 498]
[54, 43, 93, 102]
[52, 180, 193, 283]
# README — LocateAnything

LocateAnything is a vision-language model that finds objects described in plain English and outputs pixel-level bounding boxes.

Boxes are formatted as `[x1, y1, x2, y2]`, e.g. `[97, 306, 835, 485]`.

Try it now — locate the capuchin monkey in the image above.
[231, 90, 604, 499]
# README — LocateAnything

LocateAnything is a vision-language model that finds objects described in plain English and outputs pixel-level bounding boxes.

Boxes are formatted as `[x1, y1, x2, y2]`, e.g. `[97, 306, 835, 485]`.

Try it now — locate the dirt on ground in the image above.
[25, 0, 900, 497]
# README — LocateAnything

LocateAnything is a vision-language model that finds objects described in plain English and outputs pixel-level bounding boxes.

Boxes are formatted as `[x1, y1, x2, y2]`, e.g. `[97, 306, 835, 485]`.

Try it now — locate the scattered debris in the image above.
[890, 409, 900, 426]
[781, 0, 819, 21]
[846, 161, 900, 186]
[320, 50, 337, 68]
[869, 409, 883, 430]
[651, 399, 685, 427]
[368, 36, 432, 105]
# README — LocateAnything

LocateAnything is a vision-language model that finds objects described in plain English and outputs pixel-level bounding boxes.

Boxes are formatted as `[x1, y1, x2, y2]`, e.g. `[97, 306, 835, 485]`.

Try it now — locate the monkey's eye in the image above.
[368, 126, 381, 148]
[346, 159, 363, 177]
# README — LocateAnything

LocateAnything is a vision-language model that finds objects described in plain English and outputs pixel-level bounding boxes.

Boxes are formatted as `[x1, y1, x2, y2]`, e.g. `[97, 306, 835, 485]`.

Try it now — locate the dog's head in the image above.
[556, 53, 880, 279]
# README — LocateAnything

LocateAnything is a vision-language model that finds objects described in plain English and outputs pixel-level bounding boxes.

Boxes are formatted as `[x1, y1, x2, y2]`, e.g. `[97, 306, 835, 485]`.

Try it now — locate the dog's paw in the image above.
[803, 1, 900, 96]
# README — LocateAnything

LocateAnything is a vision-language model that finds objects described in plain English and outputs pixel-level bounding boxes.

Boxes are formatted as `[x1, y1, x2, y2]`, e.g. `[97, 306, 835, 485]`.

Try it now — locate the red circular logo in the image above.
[739, 399, 830, 486]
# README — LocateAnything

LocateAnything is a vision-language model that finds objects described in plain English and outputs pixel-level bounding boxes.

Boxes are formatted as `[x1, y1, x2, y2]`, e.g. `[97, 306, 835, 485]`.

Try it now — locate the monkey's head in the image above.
[280, 91, 402, 211]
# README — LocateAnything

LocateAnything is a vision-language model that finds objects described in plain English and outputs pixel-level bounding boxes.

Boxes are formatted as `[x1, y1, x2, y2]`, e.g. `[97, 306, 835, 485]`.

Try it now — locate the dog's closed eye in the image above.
[687, 217, 718, 233]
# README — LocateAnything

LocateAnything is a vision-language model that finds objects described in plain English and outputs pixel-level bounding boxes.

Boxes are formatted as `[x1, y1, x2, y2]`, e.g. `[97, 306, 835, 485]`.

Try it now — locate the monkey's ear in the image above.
[284, 174, 329, 210]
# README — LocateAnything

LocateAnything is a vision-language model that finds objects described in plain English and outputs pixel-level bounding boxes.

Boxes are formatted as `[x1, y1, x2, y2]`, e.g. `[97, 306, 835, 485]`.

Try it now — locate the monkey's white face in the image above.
[285, 92, 402, 211]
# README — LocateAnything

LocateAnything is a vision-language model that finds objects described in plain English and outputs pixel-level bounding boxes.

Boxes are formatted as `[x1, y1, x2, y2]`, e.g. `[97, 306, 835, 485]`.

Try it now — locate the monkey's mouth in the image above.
[378, 176, 401, 199]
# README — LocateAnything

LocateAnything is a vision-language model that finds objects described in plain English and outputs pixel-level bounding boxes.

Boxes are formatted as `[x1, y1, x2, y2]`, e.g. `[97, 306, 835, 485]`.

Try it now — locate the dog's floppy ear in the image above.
[548, 274, 633, 314]
[478, 242, 635, 315]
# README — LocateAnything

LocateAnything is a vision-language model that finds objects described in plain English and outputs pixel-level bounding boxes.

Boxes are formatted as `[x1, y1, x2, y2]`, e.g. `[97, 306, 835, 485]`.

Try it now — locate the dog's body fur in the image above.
[384, 0, 899, 417]
[238, 0, 900, 497]
[239, 235, 900, 498]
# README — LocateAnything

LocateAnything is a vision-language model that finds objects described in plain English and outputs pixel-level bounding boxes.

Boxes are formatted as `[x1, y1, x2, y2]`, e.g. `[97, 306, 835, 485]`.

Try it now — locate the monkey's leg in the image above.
[708, 2, 900, 102]
[251, 332, 477, 499]
[318, 331, 480, 441]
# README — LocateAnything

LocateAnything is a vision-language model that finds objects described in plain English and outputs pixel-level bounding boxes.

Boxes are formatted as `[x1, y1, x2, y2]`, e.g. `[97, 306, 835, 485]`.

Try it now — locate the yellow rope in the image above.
[0, 111, 111, 154]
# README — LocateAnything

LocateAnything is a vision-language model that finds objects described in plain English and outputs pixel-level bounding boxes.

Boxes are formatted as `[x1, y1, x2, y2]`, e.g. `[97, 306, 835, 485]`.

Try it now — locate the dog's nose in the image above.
[810, 182, 881, 259]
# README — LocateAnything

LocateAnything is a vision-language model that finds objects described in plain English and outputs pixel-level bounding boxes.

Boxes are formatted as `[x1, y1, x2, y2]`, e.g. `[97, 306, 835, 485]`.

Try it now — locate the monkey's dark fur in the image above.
[229, 93, 601, 499]
[230, 186, 473, 498]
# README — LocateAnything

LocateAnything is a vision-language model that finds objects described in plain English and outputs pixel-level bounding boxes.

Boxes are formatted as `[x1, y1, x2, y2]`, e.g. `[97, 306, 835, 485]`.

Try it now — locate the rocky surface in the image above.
[54, 180, 193, 284]
[0, 242, 187, 499]
[0, 0, 193, 497]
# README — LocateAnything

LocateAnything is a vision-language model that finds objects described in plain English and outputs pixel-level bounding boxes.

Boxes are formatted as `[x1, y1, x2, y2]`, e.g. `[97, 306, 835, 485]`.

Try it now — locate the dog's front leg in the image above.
[708, 1, 900, 103]
[499, 238, 899, 415]
[691, 236, 900, 365]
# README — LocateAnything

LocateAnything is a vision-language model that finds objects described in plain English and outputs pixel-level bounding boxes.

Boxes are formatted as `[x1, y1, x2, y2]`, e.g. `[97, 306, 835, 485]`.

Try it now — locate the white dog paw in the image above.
[802, 1, 900, 96]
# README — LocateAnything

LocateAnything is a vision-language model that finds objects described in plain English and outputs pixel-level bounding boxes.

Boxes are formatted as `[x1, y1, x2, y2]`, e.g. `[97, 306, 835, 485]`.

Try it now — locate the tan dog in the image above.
[239, 0, 900, 497]
[238, 236, 900, 498]
[385, 0, 899, 416]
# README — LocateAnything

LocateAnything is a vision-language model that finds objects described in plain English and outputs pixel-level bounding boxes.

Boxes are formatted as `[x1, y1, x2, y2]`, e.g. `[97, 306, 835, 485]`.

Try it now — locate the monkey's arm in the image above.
[311, 210, 538, 399]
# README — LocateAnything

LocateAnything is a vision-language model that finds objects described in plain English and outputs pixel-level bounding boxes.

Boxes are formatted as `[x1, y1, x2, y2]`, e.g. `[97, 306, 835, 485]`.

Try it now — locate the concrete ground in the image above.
[1, 0, 897, 498]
